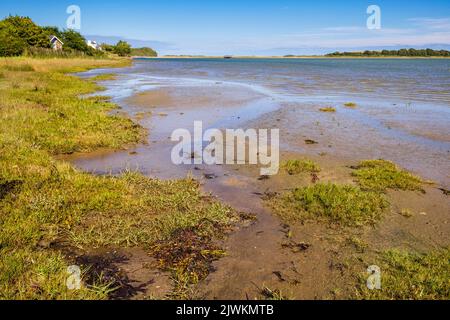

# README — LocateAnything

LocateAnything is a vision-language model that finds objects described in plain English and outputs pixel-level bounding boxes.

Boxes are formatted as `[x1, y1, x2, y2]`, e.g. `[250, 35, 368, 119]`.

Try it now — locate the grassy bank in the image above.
[0, 57, 236, 299]
[358, 249, 450, 300]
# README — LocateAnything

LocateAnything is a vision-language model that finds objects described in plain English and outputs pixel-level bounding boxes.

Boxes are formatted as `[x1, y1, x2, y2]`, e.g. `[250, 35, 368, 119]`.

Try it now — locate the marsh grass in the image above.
[352, 160, 425, 192]
[358, 248, 450, 300]
[89, 73, 117, 81]
[0, 57, 236, 299]
[344, 102, 357, 108]
[1, 64, 35, 72]
[267, 183, 388, 226]
[282, 159, 321, 175]
[319, 107, 336, 113]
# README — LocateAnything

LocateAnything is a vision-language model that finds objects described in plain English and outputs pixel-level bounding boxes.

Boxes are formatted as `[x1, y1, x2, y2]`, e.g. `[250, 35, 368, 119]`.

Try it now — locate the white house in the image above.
[86, 40, 101, 50]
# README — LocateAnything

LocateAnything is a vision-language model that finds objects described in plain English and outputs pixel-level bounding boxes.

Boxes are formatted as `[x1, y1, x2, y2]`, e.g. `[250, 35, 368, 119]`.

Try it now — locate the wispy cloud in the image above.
[409, 17, 450, 30]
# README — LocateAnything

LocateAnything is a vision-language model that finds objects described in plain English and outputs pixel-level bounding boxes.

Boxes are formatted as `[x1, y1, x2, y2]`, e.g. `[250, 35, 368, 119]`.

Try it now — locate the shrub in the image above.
[0, 21, 27, 56]
[113, 41, 132, 57]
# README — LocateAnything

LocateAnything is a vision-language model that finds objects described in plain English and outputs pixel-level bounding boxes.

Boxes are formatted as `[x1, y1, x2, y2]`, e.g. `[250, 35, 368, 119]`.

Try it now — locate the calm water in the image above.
[78, 58, 450, 187]
[128, 58, 450, 104]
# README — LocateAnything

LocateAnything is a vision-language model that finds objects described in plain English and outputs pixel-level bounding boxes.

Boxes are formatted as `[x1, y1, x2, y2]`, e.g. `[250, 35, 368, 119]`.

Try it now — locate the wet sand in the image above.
[62, 66, 450, 299]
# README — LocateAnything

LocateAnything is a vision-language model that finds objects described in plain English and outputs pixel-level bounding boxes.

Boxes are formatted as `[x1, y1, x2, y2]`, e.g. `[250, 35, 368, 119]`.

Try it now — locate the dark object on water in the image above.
[204, 173, 217, 180]
[305, 139, 318, 145]
[224, 55, 233, 59]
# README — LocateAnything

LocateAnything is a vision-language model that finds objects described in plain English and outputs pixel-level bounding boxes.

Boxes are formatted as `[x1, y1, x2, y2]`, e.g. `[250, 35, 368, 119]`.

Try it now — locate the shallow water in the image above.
[65, 59, 450, 300]
[73, 58, 450, 187]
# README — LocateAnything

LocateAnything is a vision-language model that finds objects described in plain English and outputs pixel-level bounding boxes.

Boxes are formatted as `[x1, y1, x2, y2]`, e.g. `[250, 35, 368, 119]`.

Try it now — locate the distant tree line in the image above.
[129, 47, 158, 57]
[101, 44, 158, 57]
[326, 48, 450, 57]
[0, 15, 157, 58]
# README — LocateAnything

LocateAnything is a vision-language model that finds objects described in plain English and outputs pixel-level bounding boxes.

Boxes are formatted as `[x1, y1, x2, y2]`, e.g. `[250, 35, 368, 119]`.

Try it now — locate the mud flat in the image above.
[64, 63, 450, 299]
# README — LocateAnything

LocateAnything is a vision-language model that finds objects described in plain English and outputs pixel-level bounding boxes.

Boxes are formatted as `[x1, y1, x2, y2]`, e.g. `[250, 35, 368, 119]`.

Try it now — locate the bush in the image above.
[2, 16, 50, 48]
[61, 29, 89, 53]
[0, 22, 27, 56]
[113, 41, 131, 57]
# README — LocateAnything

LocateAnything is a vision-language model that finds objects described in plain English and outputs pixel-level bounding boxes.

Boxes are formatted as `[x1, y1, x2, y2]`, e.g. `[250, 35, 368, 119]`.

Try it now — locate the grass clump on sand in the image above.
[0, 58, 236, 299]
[282, 159, 321, 175]
[352, 160, 425, 192]
[359, 248, 450, 300]
[267, 183, 388, 226]
[319, 107, 336, 113]
[89, 73, 117, 81]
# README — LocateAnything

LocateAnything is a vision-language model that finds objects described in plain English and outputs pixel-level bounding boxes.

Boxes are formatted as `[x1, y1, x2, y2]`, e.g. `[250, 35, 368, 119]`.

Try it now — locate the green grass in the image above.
[89, 73, 117, 81]
[267, 183, 388, 226]
[282, 159, 321, 175]
[0, 58, 236, 299]
[319, 107, 336, 113]
[352, 160, 425, 192]
[358, 248, 450, 300]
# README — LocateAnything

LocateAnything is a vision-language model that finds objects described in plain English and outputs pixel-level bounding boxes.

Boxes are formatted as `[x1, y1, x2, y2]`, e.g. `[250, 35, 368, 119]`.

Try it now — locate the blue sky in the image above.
[2, 0, 450, 55]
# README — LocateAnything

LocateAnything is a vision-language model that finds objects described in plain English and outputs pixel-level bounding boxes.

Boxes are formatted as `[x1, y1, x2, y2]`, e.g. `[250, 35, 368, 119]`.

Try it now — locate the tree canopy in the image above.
[61, 29, 90, 52]
[0, 15, 156, 58]
[113, 40, 132, 57]
[2, 15, 50, 48]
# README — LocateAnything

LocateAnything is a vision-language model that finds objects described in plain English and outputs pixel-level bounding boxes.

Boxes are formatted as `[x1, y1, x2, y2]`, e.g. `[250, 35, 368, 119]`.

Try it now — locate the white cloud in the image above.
[409, 18, 450, 30]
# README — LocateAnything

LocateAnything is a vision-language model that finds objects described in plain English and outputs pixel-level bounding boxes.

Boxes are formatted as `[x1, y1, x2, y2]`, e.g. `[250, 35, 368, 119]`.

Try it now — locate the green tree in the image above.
[0, 21, 27, 56]
[3, 15, 49, 48]
[61, 29, 89, 52]
[42, 26, 62, 39]
[114, 40, 131, 56]
[101, 43, 114, 52]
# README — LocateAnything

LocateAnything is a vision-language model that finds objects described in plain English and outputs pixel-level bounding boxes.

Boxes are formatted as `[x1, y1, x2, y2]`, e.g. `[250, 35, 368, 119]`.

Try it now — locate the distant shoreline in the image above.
[138, 55, 450, 60]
